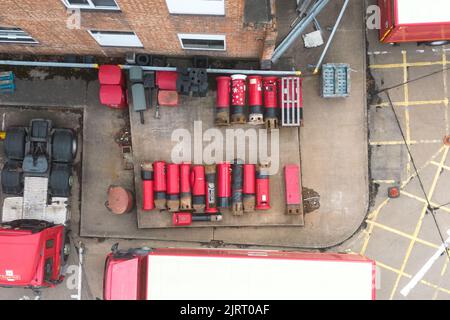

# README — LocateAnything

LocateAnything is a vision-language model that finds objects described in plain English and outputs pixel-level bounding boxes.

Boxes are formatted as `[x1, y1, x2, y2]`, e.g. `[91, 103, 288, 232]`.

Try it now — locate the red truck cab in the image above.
[0, 220, 67, 288]
[103, 245, 149, 300]
[379, 0, 450, 45]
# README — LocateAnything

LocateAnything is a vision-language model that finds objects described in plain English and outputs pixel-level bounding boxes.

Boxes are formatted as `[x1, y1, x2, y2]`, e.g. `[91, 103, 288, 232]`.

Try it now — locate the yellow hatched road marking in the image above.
[366, 220, 441, 250]
[402, 51, 412, 179]
[370, 60, 447, 69]
[360, 198, 390, 255]
[364, 147, 446, 256]
[401, 190, 450, 214]
[400, 146, 446, 186]
[432, 259, 450, 300]
[430, 161, 450, 172]
[376, 261, 450, 296]
[389, 148, 449, 299]
[366, 51, 450, 300]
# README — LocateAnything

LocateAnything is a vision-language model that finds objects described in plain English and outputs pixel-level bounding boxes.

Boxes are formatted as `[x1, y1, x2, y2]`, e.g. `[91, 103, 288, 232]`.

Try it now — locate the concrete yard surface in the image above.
[129, 93, 305, 228]
[0, 0, 369, 248]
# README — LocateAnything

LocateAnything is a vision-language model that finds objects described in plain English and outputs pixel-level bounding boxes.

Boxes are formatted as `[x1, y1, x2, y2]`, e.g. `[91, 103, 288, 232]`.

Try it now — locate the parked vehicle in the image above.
[0, 119, 76, 289]
[379, 0, 450, 46]
[103, 245, 376, 300]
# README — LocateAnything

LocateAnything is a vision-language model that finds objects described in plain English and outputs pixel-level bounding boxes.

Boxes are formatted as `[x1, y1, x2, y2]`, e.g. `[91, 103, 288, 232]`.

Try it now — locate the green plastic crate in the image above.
[321, 63, 350, 98]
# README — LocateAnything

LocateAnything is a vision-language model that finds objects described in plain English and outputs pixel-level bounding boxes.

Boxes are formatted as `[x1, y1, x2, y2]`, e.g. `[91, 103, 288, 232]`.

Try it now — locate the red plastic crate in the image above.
[156, 71, 178, 90]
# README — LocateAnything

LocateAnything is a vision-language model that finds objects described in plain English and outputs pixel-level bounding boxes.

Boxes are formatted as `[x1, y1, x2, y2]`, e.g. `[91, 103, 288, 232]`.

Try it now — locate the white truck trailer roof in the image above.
[397, 0, 450, 25]
[146, 250, 375, 300]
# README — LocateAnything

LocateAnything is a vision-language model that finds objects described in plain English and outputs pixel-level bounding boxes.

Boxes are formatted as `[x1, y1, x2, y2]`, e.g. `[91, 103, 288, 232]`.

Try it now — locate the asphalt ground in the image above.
[335, 0, 450, 300]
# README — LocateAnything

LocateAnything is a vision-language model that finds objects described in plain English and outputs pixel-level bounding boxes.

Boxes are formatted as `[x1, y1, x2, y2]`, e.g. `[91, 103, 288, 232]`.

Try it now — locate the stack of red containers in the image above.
[98, 65, 128, 109]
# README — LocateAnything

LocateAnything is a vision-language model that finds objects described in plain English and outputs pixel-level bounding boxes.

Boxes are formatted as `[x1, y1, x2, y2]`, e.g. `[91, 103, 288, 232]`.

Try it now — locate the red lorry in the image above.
[103, 245, 376, 300]
[0, 119, 76, 289]
[379, 0, 450, 45]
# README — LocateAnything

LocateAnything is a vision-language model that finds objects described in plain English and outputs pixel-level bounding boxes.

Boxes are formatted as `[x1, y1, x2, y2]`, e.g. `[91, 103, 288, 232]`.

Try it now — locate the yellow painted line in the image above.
[376, 261, 450, 296]
[430, 161, 450, 172]
[360, 198, 391, 255]
[441, 260, 449, 277]
[370, 60, 445, 69]
[369, 139, 441, 146]
[402, 51, 412, 179]
[389, 147, 449, 299]
[433, 258, 450, 300]
[371, 99, 448, 108]
[366, 220, 441, 250]
[401, 190, 450, 214]
[401, 146, 446, 187]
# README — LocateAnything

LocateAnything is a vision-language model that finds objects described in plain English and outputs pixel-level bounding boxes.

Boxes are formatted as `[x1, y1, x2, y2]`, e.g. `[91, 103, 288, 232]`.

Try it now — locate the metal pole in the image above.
[0, 60, 99, 69]
[313, 0, 350, 75]
[271, 0, 331, 64]
[0, 60, 301, 76]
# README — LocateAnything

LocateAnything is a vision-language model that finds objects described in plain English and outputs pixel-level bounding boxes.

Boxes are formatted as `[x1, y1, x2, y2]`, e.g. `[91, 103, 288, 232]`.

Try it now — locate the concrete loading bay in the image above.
[0, 1, 368, 249]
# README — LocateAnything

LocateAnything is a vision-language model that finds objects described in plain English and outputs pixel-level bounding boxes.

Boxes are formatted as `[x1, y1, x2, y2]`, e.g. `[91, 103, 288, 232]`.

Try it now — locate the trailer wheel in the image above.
[52, 130, 77, 163]
[49, 164, 73, 197]
[1, 161, 23, 195]
[4, 128, 26, 161]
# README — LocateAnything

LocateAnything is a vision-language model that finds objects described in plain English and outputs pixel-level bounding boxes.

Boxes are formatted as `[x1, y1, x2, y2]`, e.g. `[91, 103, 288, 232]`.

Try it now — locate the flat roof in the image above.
[146, 254, 374, 300]
[397, 0, 450, 24]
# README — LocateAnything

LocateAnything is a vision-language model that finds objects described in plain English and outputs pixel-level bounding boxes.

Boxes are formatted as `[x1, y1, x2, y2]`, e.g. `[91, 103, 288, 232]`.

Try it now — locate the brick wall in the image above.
[0, 0, 269, 58]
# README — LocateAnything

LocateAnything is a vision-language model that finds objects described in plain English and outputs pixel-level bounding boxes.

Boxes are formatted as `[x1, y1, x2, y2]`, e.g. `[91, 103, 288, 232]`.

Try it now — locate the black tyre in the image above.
[63, 232, 71, 263]
[1, 161, 23, 195]
[136, 54, 151, 66]
[49, 164, 72, 197]
[52, 130, 76, 163]
[4, 127, 26, 161]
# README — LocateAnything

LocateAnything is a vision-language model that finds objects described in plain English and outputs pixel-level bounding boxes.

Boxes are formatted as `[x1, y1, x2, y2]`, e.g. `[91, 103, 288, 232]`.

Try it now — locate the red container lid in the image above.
[100, 85, 124, 105]
[158, 90, 179, 106]
[107, 186, 133, 214]
[99, 65, 123, 85]
[156, 71, 178, 90]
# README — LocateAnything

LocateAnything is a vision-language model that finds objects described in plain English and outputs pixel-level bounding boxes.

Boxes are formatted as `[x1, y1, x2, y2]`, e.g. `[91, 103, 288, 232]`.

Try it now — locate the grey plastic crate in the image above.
[321, 63, 350, 98]
[129, 66, 143, 83]
[0, 71, 15, 94]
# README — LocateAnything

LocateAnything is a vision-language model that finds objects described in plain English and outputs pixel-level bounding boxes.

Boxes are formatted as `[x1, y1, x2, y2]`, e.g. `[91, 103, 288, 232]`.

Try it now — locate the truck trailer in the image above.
[379, 0, 450, 45]
[103, 246, 376, 300]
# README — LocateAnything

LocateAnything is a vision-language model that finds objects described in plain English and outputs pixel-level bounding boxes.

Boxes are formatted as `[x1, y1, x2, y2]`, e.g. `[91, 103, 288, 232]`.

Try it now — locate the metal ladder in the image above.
[280, 77, 302, 127]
